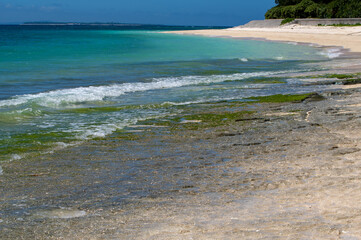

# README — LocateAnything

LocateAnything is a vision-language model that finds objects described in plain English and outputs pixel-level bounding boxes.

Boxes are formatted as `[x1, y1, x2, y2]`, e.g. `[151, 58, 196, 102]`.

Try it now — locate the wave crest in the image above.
[0, 71, 286, 108]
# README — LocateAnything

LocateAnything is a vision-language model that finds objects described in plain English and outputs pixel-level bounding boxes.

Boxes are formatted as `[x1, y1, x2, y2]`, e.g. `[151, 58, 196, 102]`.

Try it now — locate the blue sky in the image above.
[0, 0, 275, 26]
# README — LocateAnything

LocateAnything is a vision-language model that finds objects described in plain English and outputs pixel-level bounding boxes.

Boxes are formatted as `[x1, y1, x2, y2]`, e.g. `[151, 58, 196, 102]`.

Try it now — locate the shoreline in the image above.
[2, 27, 361, 238]
[165, 24, 361, 53]
[3, 84, 361, 238]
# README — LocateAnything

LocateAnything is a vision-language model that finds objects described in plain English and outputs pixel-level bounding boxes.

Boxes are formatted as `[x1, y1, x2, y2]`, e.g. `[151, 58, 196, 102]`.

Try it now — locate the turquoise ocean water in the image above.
[0, 25, 334, 161]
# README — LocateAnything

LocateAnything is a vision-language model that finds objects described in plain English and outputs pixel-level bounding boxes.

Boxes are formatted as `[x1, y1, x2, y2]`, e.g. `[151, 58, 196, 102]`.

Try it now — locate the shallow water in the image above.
[0, 25, 338, 161]
[2, 25, 360, 239]
[2, 87, 361, 239]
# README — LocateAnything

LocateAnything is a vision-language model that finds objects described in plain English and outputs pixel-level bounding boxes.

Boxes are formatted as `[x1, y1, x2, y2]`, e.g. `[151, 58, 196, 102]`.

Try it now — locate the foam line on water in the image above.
[0, 71, 289, 108]
[319, 48, 343, 59]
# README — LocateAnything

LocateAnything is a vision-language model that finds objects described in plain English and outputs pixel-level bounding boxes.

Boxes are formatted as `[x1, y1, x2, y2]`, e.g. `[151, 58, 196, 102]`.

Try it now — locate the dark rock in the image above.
[302, 93, 325, 102]
[233, 142, 262, 146]
[342, 79, 361, 85]
[235, 118, 270, 122]
[333, 148, 360, 155]
[217, 132, 240, 137]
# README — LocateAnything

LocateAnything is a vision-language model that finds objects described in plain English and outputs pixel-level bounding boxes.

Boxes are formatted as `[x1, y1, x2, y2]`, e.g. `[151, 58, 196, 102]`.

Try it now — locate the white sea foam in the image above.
[38, 123, 56, 129]
[71, 92, 278, 140]
[239, 58, 248, 62]
[79, 123, 121, 139]
[0, 71, 288, 108]
[51, 142, 78, 151]
[11, 154, 22, 161]
[320, 48, 343, 59]
[54, 142, 71, 148]
[74, 112, 173, 140]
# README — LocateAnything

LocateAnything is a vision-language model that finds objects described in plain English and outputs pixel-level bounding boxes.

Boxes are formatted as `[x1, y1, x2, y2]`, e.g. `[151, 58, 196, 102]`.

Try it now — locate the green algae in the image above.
[0, 108, 48, 124]
[0, 143, 48, 157]
[199, 70, 236, 75]
[105, 130, 143, 141]
[342, 79, 361, 85]
[302, 73, 361, 80]
[0, 90, 321, 162]
[182, 111, 255, 130]
[194, 100, 248, 109]
[323, 74, 357, 79]
[225, 77, 286, 84]
[138, 110, 255, 131]
[249, 78, 286, 84]
[0, 131, 75, 160]
[60, 106, 125, 114]
[299, 73, 361, 86]
[184, 111, 254, 123]
[246, 93, 312, 103]
[60, 103, 177, 114]
[136, 94, 318, 131]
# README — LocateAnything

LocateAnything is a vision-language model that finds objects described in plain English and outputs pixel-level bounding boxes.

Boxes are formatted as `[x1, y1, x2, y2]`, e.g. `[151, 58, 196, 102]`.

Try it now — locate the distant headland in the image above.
[17, 22, 230, 30]
[21, 22, 149, 26]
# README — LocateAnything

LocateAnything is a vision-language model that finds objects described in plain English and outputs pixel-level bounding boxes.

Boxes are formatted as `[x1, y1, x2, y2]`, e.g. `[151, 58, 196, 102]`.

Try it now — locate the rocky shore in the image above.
[116, 85, 361, 239]
[2, 76, 361, 238]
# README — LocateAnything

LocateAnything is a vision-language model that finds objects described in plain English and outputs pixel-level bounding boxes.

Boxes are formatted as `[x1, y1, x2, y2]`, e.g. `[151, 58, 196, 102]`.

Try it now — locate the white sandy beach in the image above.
[168, 24, 361, 53]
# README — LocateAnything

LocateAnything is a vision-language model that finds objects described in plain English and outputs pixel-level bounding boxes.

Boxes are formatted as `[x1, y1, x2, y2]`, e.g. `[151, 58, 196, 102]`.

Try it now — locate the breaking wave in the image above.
[320, 48, 343, 59]
[0, 71, 287, 108]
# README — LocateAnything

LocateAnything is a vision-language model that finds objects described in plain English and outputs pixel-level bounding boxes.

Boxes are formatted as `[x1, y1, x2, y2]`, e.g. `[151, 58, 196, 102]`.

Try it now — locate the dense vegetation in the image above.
[265, 0, 361, 19]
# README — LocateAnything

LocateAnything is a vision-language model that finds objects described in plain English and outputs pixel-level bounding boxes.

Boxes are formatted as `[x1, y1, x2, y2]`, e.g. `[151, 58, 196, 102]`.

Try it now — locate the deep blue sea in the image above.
[0, 25, 335, 161]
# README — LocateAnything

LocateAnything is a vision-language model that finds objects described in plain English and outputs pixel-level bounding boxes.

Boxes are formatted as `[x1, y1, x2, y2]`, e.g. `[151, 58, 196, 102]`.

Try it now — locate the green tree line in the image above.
[266, 0, 361, 19]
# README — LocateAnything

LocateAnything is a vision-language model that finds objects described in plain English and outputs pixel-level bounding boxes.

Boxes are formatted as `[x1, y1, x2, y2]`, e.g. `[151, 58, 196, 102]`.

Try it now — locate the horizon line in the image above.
[0, 21, 234, 27]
